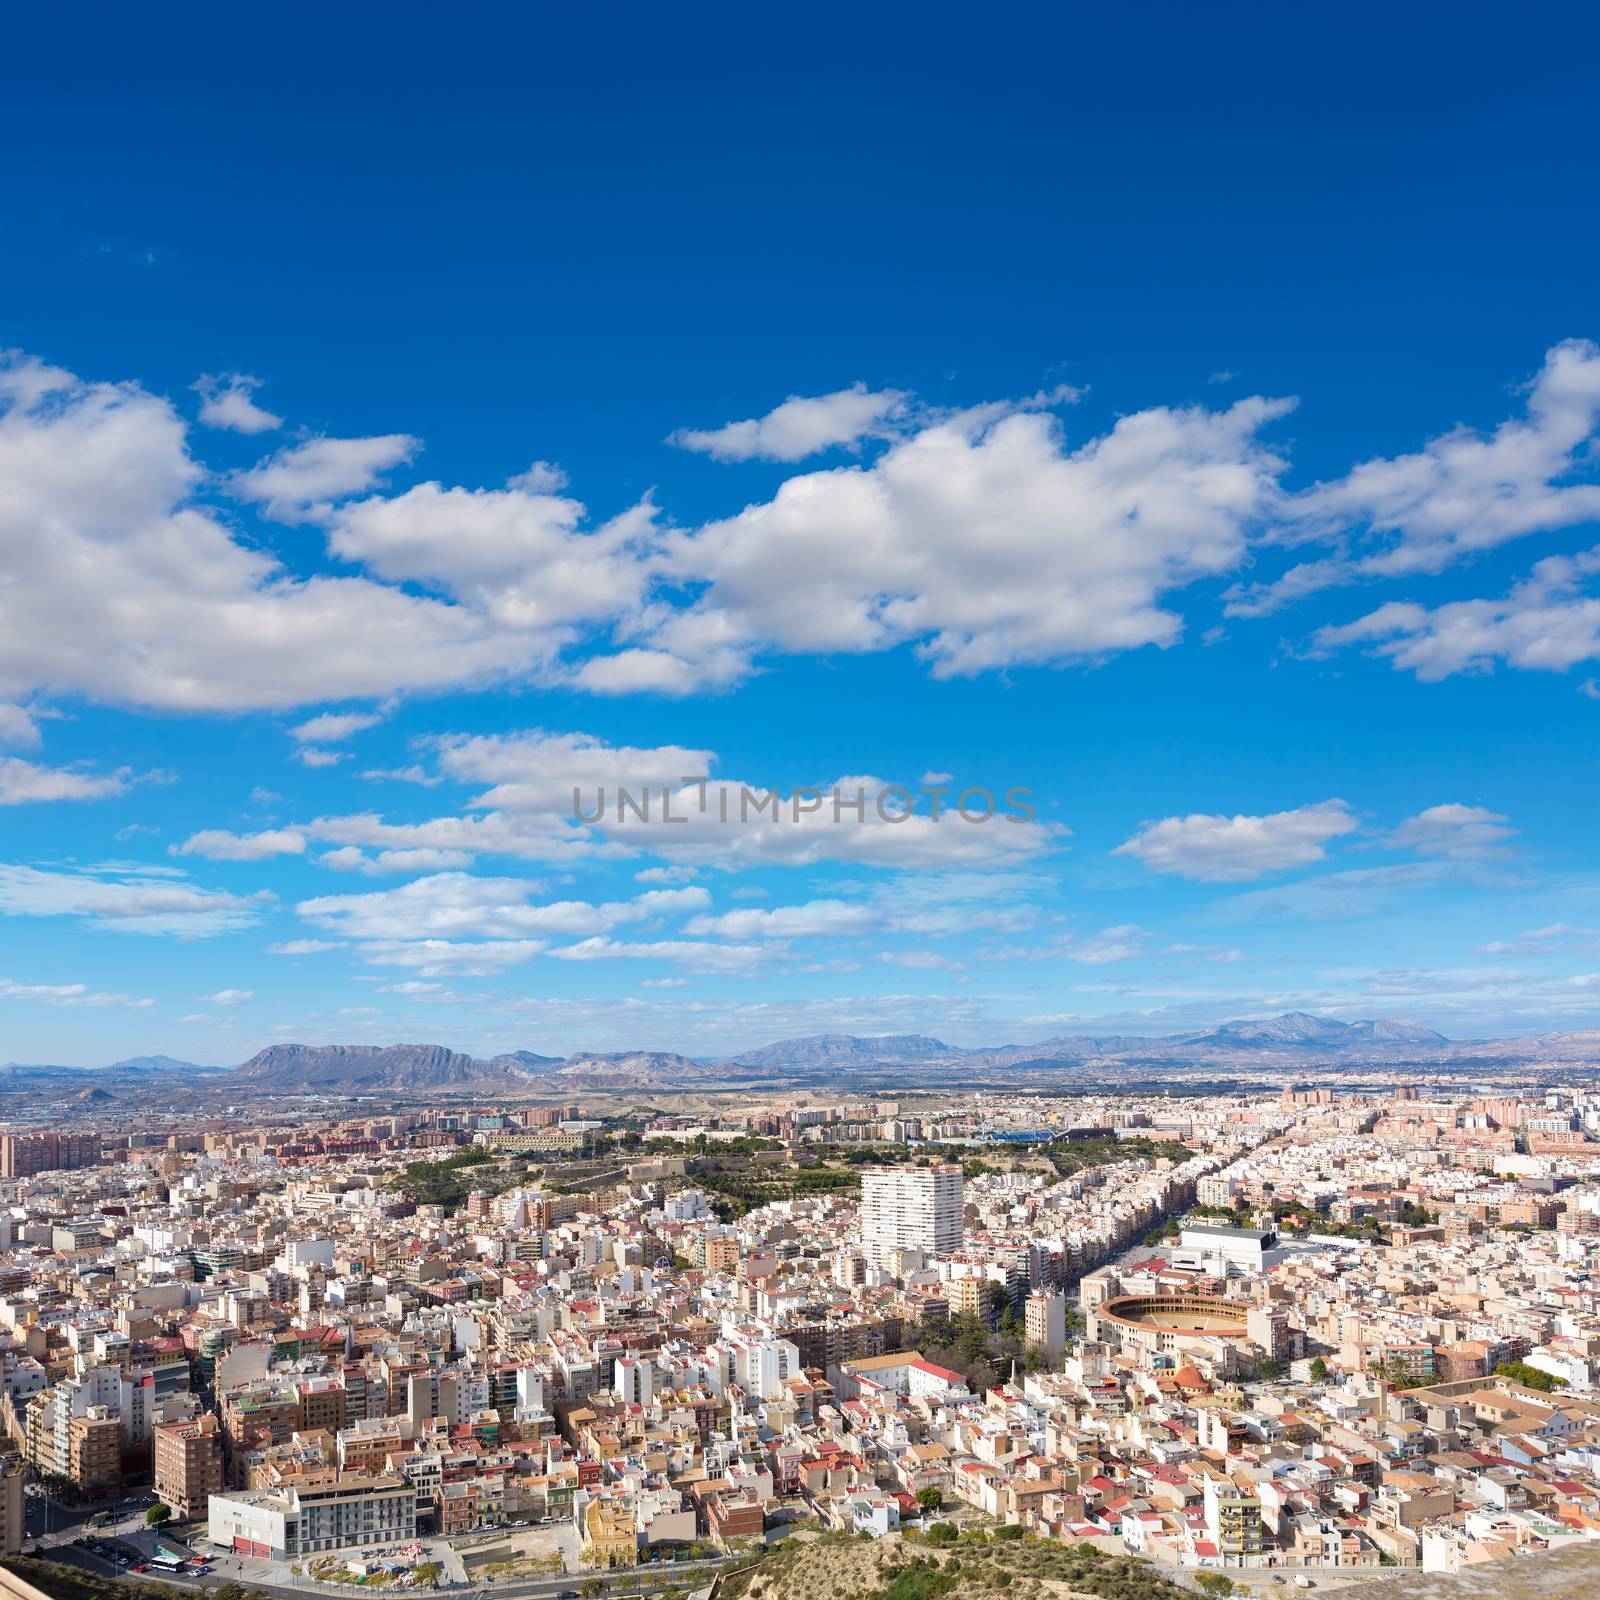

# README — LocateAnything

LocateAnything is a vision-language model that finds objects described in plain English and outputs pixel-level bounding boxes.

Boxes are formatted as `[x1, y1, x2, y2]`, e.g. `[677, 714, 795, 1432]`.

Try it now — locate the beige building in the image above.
[155, 1415, 224, 1520]
[68, 1408, 121, 1494]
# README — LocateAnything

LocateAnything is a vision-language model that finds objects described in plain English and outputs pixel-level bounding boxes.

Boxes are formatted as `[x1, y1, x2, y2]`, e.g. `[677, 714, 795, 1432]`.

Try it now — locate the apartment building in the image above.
[0, 1131, 102, 1179]
[859, 1164, 964, 1264]
[155, 1415, 224, 1520]
[209, 1473, 416, 1557]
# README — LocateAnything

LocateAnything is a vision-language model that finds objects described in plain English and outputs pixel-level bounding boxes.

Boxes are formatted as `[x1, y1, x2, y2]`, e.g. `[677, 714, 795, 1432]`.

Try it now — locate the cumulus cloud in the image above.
[1228, 339, 1600, 615]
[0, 862, 270, 936]
[324, 476, 657, 642]
[307, 729, 1056, 872]
[290, 711, 385, 743]
[669, 383, 910, 462]
[353, 938, 548, 976]
[683, 878, 1037, 942]
[0, 757, 131, 805]
[296, 876, 707, 947]
[546, 935, 769, 974]
[206, 988, 253, 1005]
[0, 705, 42, 749]
[1114, 799, 1357, 881]
[176, 827, 307, 861]
[685, 900, 882, 939]
[1387, 803, 1516, 859]
[0, 977, 153, 1008]
[1303, 339, 1600, 577]
[0, 353, 550, 712]
[232, 433, 420, 521]
[192, 372, 282, 435]
[360, 764, 444, 786]
[610, 393, 1294, 690]
[316, 846, 475, 876]
[1313, 547, 1600, 681]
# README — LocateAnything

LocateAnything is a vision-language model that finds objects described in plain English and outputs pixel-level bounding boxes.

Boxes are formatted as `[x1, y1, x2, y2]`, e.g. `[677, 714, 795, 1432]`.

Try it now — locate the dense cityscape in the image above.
[0, 1069, 1596, 1600]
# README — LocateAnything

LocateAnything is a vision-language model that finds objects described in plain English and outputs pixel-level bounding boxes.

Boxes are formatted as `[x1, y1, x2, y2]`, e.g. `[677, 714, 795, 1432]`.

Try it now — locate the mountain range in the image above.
[8, 1011, 1600, 1096]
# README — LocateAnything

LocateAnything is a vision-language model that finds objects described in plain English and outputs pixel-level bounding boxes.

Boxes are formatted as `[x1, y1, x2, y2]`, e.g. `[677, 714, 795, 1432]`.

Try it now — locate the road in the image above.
[31, 1530, 723, 1600]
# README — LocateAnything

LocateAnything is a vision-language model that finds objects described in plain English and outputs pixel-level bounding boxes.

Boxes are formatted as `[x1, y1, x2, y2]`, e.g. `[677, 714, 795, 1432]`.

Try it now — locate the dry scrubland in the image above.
[721, 1529, 1193, 1600]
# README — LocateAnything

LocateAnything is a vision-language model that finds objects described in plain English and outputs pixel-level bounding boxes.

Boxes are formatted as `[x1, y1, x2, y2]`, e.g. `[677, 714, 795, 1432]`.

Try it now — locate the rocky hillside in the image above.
[227, 1042, 520, 1091]
[722, 1529, 1190, 1600]
[724, 1532, 1600, 1600]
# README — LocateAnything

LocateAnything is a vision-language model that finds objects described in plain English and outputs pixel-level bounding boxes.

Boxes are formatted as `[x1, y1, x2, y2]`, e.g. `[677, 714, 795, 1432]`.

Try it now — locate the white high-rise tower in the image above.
[859, 1164, 964, 1264]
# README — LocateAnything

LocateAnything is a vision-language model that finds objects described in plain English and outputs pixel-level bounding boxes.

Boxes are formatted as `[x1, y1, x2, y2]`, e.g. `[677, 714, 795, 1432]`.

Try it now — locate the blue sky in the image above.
[4, 5, 1600, 1065]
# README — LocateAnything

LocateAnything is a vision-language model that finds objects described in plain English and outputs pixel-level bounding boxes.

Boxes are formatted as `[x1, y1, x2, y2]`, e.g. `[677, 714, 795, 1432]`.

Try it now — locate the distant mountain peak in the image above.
[730, 1032, 953, 1069]
[229, 1042, 526, 1092]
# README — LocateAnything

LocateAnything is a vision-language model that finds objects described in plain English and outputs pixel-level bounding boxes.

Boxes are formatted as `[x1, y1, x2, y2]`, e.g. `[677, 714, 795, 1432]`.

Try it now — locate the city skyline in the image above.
[5, 11, 1600, 1063]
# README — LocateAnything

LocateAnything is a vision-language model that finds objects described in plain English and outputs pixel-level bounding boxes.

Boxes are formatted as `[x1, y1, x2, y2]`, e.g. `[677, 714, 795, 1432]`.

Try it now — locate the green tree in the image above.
[1494, 1360, 1566, 1392]
[916, 1487, 944, 1513]
[1309, 1356, 1328, 1382]
[146, 1502, 173, 1524]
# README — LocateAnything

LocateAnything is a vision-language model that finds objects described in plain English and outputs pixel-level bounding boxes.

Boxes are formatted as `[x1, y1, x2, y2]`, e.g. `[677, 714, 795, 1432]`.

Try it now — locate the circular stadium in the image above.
[1092, 1294, 1251, 1355]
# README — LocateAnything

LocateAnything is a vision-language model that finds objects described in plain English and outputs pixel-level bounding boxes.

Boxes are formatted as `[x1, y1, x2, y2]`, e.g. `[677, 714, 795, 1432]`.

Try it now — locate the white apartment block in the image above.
[859, 1165, 964, 1265]
[209, 1475, 416, 1557]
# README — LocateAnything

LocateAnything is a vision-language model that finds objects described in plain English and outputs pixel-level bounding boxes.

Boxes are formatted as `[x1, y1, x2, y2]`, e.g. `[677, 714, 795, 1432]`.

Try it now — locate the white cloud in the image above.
[353, 938, 547, 976]
[316, 846, 475, 876]
[296, 873, 707, 946]
[669, 383, 910, 462]
[290, 711, 384, 743]
[1059, 924, 1145, 964]
[324, 477, 656, 642]
[0, 862, 270, 936]
[1114, 799, 1357, 881]
[613, 393, 1293, 689]
[0, 354, 551, 712]
[206, 988, 253, 1005]
[683, 879, 1037, 941]
[1387, 803, 1516, 860]
[0, 977, 153, 1008]
[685, 899, 881, 939]
[0, 757, 130, 805]
[878, 949, 964, 971]
[0, 705, 41, 748]
[1313, 548, 1600, 680]
[267, 938, 343, 955]
[192, 373, 282, 435]
[311, 730, 1055, 871]
[634, 865, 700, 885]
[232, 433, 419, 521]
[361, 764, 444, 786]
[547, 935, 769, 973]
[294, 746, 348, 768]
[1228, 339, 1600, 614]
[176, 827, 307, 861]
[1301, 339, 1600, 578]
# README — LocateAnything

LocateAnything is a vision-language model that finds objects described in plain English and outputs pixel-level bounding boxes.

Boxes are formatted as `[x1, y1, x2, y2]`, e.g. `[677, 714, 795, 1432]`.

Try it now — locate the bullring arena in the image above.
[1089, 1293, 1252, 1357]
